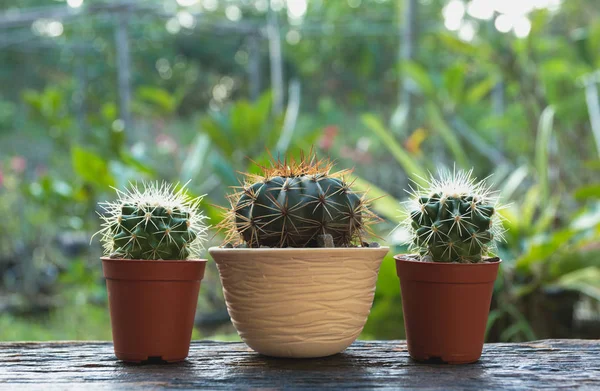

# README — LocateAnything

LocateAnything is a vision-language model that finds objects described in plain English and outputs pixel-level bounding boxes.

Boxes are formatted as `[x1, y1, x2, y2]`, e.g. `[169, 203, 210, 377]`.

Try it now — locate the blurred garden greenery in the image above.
[0, 0, 598, 341]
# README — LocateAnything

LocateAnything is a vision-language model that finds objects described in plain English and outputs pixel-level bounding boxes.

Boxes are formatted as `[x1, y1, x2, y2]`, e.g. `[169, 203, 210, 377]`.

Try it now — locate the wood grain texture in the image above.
[0, 340, 598, 390]
[210, 247, 387, 358]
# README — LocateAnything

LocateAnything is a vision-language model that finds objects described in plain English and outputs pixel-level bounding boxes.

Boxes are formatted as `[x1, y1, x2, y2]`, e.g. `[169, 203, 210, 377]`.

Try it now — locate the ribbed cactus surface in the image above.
[110, 203, 197, 260]
[95, 182, 208, 260]
[221, 153, 377, 248]
[404, 169, 505, 263]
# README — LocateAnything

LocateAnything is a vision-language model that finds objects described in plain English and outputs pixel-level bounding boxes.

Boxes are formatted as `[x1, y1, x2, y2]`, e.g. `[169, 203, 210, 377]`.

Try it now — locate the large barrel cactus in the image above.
[403, 169, 505, 263]
[95, 182, 209, 260]
[220, 152, 378, 248]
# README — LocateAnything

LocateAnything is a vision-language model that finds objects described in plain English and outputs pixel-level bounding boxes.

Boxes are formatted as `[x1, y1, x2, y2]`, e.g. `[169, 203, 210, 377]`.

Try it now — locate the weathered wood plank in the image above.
[0, 340, 599, 390]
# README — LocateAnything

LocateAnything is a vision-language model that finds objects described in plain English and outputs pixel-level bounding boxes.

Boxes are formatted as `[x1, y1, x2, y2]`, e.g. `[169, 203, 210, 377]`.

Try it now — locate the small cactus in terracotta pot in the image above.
[394, 169, 506, 364]
[209, 151, 389, 358]
[94, 181, 209, 363]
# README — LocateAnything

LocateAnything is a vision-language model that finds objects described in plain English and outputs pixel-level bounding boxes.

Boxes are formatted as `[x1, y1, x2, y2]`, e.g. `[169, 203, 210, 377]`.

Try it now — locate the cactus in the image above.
[219, 152, 379, 248]
[94, 182, 209, 260]
[402, 169, 506, 263]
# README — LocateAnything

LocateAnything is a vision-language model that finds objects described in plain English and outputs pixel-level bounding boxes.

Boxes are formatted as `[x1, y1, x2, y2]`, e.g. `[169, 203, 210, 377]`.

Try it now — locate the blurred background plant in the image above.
[0, 0, 598, 341]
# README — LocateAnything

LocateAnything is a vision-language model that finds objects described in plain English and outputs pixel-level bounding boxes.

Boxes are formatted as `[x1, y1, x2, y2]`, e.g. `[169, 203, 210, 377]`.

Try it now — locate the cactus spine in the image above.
[220, 152, 379, 248]
[95, 182, 209, 260]
[402, 169, 505, 263]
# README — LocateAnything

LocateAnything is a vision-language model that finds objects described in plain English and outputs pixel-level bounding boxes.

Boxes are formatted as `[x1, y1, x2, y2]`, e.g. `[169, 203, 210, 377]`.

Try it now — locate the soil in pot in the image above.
[395, 255, 500, 364]
[102, 258, 207, 363]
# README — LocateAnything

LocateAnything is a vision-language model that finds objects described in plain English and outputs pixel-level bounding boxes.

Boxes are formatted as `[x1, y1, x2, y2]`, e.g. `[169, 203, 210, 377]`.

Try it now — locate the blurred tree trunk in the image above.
[399, 0, 417, 134]
[248, 35, 262, 101]
[114, 12, 132, 133]
[267, 6, 284, 115]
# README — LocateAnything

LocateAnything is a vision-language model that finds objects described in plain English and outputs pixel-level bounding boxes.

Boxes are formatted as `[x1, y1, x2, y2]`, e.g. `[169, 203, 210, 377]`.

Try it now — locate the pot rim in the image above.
[101, 257, 207, 263]
[209, 246, 389, 254]
[101, 257, 208, 281]
[393, 254, 502, 266]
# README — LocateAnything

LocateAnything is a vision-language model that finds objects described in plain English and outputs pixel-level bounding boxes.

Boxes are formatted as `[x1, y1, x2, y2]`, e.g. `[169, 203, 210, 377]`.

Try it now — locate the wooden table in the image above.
[1, 340, 598, 390]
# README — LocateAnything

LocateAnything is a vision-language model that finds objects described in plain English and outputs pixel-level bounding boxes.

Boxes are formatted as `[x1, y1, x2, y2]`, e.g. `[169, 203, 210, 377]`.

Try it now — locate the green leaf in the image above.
[71, 146, 115, 187]
[180, 134, 210, 181]
[499, 165, 528, 202]
[209, 152, 239, 186]
[520, 185, 540, 232]
[587, 21, 600, 66]
[529, 8, 550, 36]
[199, 115, 234, 157]
[425, 103, 468, 168]
[136, 86, 176, 114]
[361, 253, 404, 340]
[570, 207, 600, 231]
[485, 309, 503, 340]
[101, 103, 117, 122]
[376, 254, 401, 296]
[400, 61, 435, 97]
[500, 322, 529, 342]
[351, 176, 401, 222]
[549, 248, 600, 280]
[535, 106, 555, 205]
[118, 152, 156, 176]
[515, 229, 577, 273]
[443, 64, 465, 104]
[552, 267, 600, 302]
[574, 184, 600, 200]
[255, 92, 273, 131]
[532, 196, 560, 235]
[41, 87, 63, 119]
[503, 303, 536, 341]
[361, 114, 428, 184]
[467, 77, 497, 104]
[22, 89, 42, 111]
[198, 91, 278, 160]
[438, 33, 478, 56]
[583, 160, 600, 170]
[230, 100, 252, 143]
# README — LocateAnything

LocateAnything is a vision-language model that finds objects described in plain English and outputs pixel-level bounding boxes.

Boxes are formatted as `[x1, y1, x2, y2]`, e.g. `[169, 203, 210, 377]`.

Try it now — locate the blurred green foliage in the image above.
[0, 0, 599, 341]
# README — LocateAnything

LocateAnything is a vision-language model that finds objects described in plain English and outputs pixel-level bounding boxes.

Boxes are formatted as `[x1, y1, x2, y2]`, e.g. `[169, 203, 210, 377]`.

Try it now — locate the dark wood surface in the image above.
[1, 340, 599, 390]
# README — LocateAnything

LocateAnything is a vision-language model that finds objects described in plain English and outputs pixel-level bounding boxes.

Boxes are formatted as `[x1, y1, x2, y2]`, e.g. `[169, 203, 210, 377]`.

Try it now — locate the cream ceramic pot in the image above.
[209, 247, 388, 358]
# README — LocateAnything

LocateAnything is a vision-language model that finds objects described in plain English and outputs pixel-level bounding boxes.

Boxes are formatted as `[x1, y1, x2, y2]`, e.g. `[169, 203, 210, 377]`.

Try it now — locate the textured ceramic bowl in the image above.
[209, 247, 388, 358]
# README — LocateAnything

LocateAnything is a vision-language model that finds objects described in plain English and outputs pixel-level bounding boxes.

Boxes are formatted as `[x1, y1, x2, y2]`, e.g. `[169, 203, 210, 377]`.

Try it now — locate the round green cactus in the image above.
[95, 182, 209, 260]
[403, 169, 505, 263]
[220, 152, 378, 248]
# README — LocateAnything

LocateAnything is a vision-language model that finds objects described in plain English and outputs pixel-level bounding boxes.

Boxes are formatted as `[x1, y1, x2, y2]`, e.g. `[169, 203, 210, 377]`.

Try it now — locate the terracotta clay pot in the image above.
[394, 255, 501, 364]
[101, 258, 207, 363]
[209, 247, 388, 358]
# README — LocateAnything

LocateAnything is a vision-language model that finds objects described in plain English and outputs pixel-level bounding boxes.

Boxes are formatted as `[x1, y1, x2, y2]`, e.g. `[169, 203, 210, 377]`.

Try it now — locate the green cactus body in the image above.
[221, 153, 377, 248]
[96, 182, 208, 260]
[235, 174, 363, 247]
[404, 169, 505, 263]
[110, 203, 197, 260]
